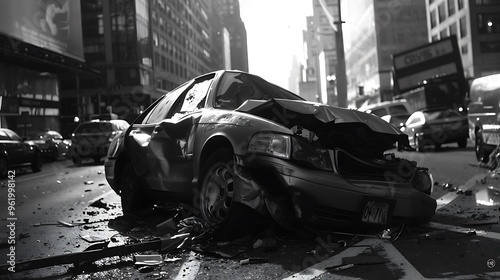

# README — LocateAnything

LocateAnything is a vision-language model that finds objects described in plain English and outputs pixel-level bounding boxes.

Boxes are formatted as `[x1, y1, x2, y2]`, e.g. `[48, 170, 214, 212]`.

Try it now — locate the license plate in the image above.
[361, 201, 390, 224]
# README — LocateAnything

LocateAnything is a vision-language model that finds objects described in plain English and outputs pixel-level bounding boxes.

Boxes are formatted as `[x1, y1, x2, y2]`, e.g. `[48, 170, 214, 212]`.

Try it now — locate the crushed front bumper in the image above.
[233, 155, 437, 228]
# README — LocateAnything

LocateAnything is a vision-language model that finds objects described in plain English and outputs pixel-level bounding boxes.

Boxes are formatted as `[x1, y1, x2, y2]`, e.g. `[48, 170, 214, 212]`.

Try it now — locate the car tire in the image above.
[72, 156, 82, 166]
[457, 138, 467, 149]
[198, 148, 264, 241]
[120, 162, 149, 215]
[475, 130, 489, 163]
[51, 148, 59, 161]
[0, 157, 7, 178]
[198, 148, 235, 227]
[31, 152, 43, 172]
[415, 136, 425, 153]
[434, 143, 441, 150]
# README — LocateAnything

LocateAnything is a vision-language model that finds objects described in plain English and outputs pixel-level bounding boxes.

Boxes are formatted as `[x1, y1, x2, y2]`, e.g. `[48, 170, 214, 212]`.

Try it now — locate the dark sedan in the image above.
[402, 107, 469, 152]
[0, 128, 43, 177]
[27, 130, 71, 161]
[105, 70, 436, 235]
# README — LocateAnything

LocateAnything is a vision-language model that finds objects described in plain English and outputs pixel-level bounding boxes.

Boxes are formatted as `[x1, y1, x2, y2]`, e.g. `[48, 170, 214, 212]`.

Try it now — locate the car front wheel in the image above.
[31, 152, 43, 172]
[457, 138, 467, 149]
[0, 157, 7, 178]
[475, 130, 489, 163]
[120, 162, 149, 214]
[199, 148, 235, 227]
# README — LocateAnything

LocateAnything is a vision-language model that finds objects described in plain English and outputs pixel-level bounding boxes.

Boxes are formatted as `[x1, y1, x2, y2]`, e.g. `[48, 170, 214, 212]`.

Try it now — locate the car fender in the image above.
[193, 109, 293, 183]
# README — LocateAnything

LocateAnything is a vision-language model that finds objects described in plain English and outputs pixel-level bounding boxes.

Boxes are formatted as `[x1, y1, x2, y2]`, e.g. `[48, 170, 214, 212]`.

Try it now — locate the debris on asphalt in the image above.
[442, 182, 452, 189]
[239, 257, 268, 265]
[134, 254, 163, 266]
[252, 238, 279, 252]
[137, 265, 155, 273]
[165, 257, 182, 262]
[327, 263, 355, 272]
[0, 233, 188, 273]
[462, 213, 499, 226]
[89, 198, 110, 210]
[156, 218, 178, 231]
[58, 220, 75, 227]
[81, 234, 107, 243]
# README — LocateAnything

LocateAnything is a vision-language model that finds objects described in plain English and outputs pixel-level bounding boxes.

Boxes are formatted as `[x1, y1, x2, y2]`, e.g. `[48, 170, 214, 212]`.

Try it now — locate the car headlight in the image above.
[291, 138, 333, 171]
[248, 133, 291, 159]
[413, 168, 433, 195]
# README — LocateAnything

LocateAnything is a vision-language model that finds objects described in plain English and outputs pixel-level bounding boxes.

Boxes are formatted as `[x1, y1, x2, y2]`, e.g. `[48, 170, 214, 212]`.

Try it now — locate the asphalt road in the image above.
[1, 141, 500, 279]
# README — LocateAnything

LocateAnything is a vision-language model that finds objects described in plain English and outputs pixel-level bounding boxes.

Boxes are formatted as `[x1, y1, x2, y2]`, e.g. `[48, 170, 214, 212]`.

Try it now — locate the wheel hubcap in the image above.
[201, 163, 234, 225]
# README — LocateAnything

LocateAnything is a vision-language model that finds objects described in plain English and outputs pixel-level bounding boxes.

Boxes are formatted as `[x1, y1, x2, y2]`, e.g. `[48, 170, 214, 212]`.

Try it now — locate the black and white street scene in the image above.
[1, 0, 500, 279]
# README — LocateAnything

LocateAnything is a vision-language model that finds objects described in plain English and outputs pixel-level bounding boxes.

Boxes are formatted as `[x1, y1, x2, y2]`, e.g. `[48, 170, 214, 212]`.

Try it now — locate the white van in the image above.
[359, 100, 413, 129]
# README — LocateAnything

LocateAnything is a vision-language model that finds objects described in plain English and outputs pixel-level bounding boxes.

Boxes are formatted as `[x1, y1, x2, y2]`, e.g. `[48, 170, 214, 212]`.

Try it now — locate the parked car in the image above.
[105, 70, 436, 235]
[402, 107, 469, 152]
[468, 74, 500, 163]
[359, 100, 413, 129]
[0, 128, 43, 177]
[27, 130, 71, 161]
[70, 119, 129, 165]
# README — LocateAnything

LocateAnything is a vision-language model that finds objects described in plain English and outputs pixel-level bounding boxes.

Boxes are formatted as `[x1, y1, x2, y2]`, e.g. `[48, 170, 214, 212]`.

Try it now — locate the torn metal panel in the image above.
[0, 234, 188, 274]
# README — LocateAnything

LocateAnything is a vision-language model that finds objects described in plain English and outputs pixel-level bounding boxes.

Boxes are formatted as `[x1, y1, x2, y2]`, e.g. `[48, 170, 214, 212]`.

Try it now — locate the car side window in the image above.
[52, 132, 63, 140]
[388, 105, 409, 115]
[370, 108, 387, 117]
[4, 130, 21, 141]
[143, 82, 191, 124]
[0, 130, 9, 141]
[168, 74, 215, 118]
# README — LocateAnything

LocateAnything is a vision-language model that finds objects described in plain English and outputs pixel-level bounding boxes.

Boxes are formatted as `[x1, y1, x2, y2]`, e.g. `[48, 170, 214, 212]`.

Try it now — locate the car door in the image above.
[3, 130, 28, 165]
[127, 73, 215, 193]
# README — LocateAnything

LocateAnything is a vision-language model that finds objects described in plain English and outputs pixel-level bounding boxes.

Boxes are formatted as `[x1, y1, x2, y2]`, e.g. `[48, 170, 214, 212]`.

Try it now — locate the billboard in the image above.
[0, 0, 84, 61]
[392, 36, 464, 94]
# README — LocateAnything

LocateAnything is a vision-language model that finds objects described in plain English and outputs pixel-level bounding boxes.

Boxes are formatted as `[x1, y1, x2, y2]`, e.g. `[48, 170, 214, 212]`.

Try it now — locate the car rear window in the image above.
[388, 105, 409, 115]
[74, 123, 114, 133]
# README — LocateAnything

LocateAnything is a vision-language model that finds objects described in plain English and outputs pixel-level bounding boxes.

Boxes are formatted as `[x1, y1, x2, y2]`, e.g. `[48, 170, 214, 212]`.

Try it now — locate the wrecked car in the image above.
[105, 70, 436, 233]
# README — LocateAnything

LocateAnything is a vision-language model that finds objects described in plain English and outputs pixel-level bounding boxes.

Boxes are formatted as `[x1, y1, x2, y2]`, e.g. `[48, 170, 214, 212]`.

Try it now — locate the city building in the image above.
[216, 0, 249, 72]
[300, 0, 338, 105]
[0, 0, 95, 137]
[341, 0, 429, 108]
[427, 0, 500, 80]
[59, 0, 242, 137]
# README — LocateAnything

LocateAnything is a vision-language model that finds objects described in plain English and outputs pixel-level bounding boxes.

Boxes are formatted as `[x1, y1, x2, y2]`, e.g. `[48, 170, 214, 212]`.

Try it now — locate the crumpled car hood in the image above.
[236, 98, 411, 151]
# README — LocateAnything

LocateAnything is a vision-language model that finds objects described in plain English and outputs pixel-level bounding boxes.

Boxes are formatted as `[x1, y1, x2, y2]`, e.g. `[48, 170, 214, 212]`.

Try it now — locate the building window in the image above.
[438, 3, 446, 23]
[448, 0, 455, 16]
[430, 10, 437, 28]
[478, 14, 500, 34]
[440, 29, 448, 38]
[461, 44, 468, 54]
[154, 52, 160, 66]
[458, 0, 464, 9]
[450, 22, 458, 36]
[153, 32, 158, 47]
[460, 16, 467, 37]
